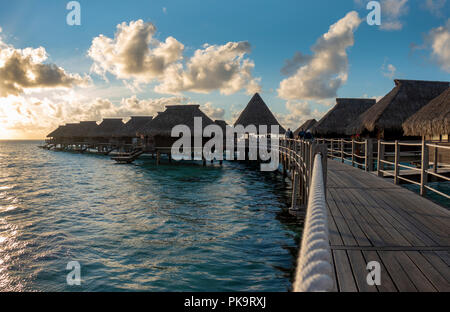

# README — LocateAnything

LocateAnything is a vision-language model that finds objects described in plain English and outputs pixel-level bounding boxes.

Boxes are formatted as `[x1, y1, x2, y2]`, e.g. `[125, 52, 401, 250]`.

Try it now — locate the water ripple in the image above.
[0, 141, 300, 291]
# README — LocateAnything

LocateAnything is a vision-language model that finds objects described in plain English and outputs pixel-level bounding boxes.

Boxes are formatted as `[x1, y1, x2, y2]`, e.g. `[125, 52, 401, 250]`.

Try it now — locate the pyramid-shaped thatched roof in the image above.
[140, 105, 214, 136]
[313, 98, 376, 136]
[114, 116, 153, 137]
[47, 125, 65, 138]
[403, 87, 450, 137]
[234, 93, 286, 134]
[86, 118, 124, 138]
[346, 79, 449, 135]
[294, 119, 317, 136]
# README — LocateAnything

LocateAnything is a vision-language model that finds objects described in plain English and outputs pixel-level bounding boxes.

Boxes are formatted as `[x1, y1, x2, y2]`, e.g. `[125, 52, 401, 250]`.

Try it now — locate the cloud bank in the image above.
[278, 11, 362, 101]
[88, 20, 261, 95]
[0, 36, 88, 97]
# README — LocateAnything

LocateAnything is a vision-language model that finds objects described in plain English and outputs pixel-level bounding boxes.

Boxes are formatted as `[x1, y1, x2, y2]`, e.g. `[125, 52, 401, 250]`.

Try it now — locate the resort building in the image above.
[346, 79, 449, 139]
[312, 98, 376, 138]
[112, 116, 153, 145]
[294, 119, 317, 137]
[234, 93, 285, 135]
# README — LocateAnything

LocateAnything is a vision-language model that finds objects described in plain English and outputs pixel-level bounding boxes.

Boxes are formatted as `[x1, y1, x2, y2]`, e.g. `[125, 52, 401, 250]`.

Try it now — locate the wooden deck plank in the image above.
[325, 160, 450, 292]
[347, 250, 378, 292]
[333, 250, 358, 292]
[405, 251, 450, 292]
[326, 191, 358, 246]
[329, 188, 372, 247]
[362, 250, 398, 292]
[378, 251, 418, 292]
[345, 187, 412, 247]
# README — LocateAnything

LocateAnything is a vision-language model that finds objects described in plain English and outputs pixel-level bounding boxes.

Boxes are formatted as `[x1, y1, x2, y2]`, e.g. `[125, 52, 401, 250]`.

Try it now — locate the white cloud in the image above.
[278, 11, 362, 101]
[0, 36, 89, 97]
[382, 63, 397, 78]
[201, 102, 225, 120]
[354, 0, 408, 30]
[88, 20, 260, 95]
[380, 0, 409, 30]
[88, 20, 184, 83]
[162, 7, 167, 14]
[276, 101, 325, 130]
[0, 92, 187, 138]
[427, 19, 450, 72]
[424, 0, 447, 17]
[155, 41, 261, 95]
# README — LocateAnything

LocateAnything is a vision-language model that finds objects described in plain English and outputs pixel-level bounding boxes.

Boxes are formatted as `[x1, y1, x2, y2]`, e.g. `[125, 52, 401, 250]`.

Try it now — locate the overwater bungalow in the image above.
[346, 79, 449, 139]
[85, 118, 124, 144]
[113, 116, 153, 146]
[234, 93, 286, 135]
[59, 123, 82, 144]
[294, 119, 317, 137]
[312, 98, 376, 138]
[139, 105, 215, 159]
[46, 125, 66, 143]
[77, 121, 99, 144]
[402, 87, 450, 142]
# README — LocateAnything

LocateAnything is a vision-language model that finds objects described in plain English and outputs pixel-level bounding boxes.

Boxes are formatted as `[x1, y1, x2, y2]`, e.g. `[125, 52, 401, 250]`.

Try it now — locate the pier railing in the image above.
[317, 138, 450, 200]
[278, 139, 333, 292]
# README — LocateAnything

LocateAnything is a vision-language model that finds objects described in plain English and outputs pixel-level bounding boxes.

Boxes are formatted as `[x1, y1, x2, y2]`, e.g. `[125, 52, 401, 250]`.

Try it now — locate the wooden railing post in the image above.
[420, 138, 429, 196]
[330, 139, 334, 159]
[351, 139, 355, 167]
[365, 139, 373, 172]
[394, 140, 399, 184]
[433, 146, 438, 173]
[377, 140, 384, 177]
[341, 139, 344, 163]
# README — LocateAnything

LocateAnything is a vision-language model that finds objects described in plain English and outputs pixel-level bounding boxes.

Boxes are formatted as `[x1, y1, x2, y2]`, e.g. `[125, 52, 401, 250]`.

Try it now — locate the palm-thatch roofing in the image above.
[60, 123, 82, 138]
[402, 87, 450, 136]
[47, 125, 65, 138]
[86, 118, 124, 138]
[114, 116, 153, 137]
[234, 93, 286, 134]
[346, 79, 449, 135]
[294, 119, 317, 136]
[312, 98, 376, 136]
[140, 105, 215, 136]
[78, 121, 98, 138]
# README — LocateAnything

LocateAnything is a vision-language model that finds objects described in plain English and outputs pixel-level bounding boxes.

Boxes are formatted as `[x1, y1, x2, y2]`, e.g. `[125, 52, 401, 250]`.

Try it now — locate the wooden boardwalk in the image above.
[326, 160, 450, 292]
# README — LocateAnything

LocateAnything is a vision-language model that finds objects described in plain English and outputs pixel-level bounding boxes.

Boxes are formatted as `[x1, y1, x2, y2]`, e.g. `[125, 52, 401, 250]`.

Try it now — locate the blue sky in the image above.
[0, 0, 448, 138]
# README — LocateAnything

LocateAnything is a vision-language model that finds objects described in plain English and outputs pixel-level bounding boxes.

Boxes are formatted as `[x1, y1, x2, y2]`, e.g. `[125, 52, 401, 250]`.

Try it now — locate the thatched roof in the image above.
[86, 118, 124, 138]
[140, 105, 214, 136]
[294, 119, 317, 136]
[114, 116, 153, 137]
[47, 125, 65, 138]
[346, 79, 449, 135]
[402, 87, 450, 136]
[78, 121, 98, 137]
[313, 98, 376, 136]
[234, 93, 286, 134]
[59, 123, 82, 138]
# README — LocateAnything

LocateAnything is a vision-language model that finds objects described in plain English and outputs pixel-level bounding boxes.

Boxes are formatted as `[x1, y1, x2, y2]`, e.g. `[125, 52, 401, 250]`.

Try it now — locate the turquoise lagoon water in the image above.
[0, 141, 301, 291]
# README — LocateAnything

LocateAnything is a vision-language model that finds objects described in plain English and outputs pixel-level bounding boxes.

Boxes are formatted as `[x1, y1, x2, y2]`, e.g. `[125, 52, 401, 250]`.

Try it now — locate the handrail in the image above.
[293, 153, 333, 292]
[316, 137, 449, 200]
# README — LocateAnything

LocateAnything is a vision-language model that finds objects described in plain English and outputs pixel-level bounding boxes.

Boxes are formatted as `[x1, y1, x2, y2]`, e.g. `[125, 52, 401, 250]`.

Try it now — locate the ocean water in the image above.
[0, 141, 301, 291]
